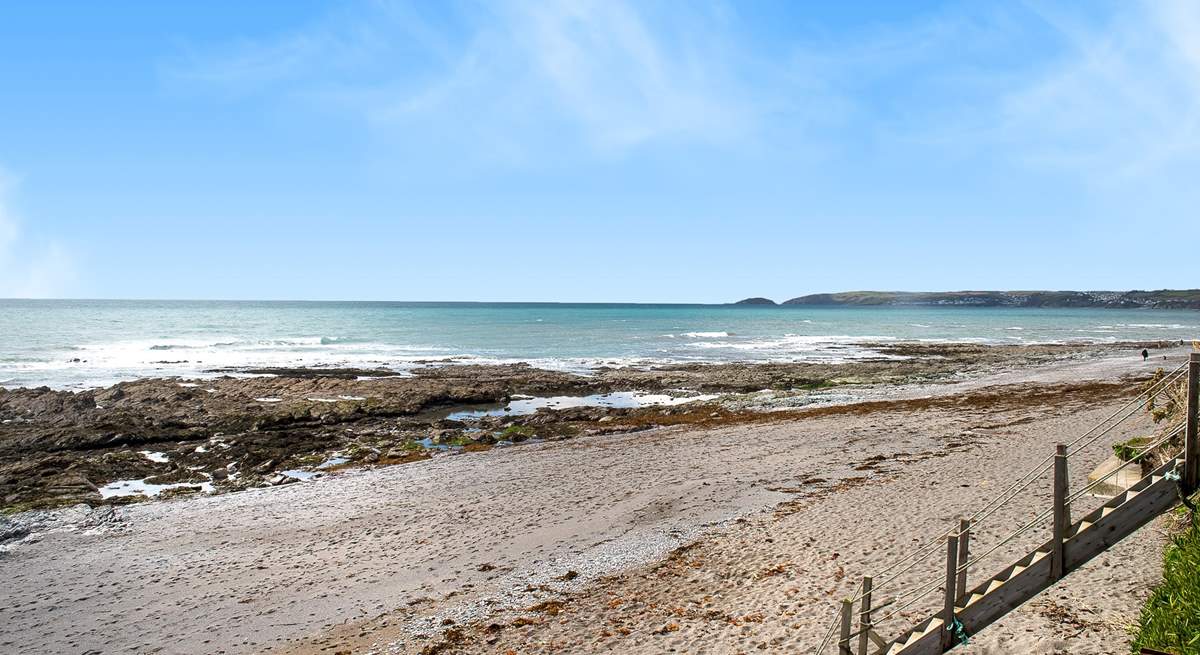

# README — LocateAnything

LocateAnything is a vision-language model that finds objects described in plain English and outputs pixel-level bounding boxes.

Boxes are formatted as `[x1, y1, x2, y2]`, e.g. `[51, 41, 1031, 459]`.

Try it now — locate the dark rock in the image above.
[159, 485, 203, 499]
[0, 516, 28, 542]
[0, 344, 1164, 511]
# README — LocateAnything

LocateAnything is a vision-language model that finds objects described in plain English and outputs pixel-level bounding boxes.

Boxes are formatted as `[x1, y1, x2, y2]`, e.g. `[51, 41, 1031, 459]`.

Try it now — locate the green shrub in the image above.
[1131, 525, 1200, 654]
[1112, 436, 1152, 463]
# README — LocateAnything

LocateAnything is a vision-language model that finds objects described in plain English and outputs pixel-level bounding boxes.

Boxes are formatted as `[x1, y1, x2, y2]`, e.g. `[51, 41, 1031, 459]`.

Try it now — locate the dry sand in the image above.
[0, 351, 1186, 655]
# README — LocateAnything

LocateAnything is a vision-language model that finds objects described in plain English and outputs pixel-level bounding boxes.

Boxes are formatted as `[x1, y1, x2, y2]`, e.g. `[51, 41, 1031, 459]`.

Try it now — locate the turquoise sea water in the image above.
[0, 300, 1197, 389]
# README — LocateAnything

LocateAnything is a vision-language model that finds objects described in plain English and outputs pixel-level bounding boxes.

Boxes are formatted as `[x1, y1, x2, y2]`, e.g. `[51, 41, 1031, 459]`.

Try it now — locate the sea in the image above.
[0, 300, 1197, 390]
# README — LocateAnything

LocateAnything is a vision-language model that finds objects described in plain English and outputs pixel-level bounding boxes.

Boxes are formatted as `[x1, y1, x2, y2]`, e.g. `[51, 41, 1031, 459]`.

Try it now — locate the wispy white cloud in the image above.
[178, 33, 337, 87]
[495, 0, 752, 150]
[171, 0, 763, 158]
[981, 1, 1200, 184]
[168, 0, 1200, 194]
[0, 168, 75, 298]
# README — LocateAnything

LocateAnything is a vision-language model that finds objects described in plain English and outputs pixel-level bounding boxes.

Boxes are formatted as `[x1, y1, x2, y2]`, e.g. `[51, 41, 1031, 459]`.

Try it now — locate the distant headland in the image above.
[732, 290, 1200, 309]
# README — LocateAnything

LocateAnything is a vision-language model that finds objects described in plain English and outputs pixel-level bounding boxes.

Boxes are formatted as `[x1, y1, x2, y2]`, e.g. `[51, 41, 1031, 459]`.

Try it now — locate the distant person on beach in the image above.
[1141, 348, 1149, 361]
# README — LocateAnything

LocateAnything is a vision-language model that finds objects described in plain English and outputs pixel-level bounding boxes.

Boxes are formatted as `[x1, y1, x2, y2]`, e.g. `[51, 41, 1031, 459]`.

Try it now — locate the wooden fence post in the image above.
[839, 598, 853, 655]
[1052, 443, 1070, 580]
[942, 534, 959, 650]
[857, 576, 873, 655]
[955, 518, 970, 605]
[1185, 352, 1199, 492]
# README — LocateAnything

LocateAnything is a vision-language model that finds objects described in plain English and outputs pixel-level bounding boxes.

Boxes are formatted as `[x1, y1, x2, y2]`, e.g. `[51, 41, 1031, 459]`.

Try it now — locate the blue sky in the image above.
[0, 1, 1197, 302]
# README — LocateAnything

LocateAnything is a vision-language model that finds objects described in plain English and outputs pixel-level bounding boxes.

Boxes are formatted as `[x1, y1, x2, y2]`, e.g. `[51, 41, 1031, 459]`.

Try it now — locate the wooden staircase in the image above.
[883, 455, 1183, 655]
[823, 352, 1200, 655]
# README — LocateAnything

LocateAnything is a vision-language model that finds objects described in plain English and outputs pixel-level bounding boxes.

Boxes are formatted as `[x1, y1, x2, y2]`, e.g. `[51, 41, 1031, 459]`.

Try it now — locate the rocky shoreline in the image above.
[0, 341, 1173, 513]
[0, 342, 1184, 655]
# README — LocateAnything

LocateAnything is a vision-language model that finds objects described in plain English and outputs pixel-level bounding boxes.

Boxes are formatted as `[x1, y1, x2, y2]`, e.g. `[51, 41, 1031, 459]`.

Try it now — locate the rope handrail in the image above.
[842, 598, 899, 641]
[815, 609, 839, 653]
[818, 578, 864, 653]
[870, 576, 946, 630]
[961, 456, 1053, 536]
[871, 456, 1053, 590]
[954, 364, 1180, 538]
[961, 370, 1183, 543]
[858, 362, 1186, 600]
[822, 356, 1192, 650]
[856, 417, 1190, 651]
[962, 422, 1183, 578]
[875, 493, 1057, 624]
[868, 500, 1058, 632]
[889, 575, 944, 615]
[873, 492, 1069, 633]
[1063, 365, 1187, 456]
[956, 505, 1054, 578]
[868, 455, 1053, 594]
[1066, 361, 1186, 450]
[871, 534, 952, 592]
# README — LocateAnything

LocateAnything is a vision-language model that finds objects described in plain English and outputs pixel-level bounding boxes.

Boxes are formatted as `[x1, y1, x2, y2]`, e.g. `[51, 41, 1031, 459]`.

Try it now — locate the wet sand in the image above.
[0, 348, 1186, 654]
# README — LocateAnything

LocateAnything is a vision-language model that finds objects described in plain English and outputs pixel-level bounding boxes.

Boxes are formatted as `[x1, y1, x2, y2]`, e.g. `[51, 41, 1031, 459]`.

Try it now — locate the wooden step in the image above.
[891, 620, 927, 651]
[908, 618, 940, 645]
[900, 623, 926, 648]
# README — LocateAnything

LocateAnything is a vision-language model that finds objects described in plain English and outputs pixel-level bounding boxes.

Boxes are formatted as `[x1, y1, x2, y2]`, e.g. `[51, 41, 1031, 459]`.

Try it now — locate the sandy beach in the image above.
[7, 2, 1200, 651]
[0, 346, 1186, 654]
